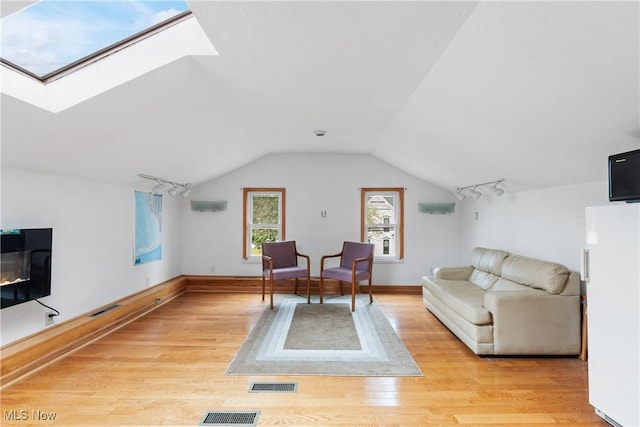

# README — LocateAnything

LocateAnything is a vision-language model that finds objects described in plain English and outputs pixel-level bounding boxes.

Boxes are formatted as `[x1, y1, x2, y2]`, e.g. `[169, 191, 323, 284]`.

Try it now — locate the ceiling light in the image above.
[454, 179, 505, 201]
[468, 187, 482, 199]
[139, 174, 191, 198]
[152, 181, 165, 195]
[487, 182, 504, 196]
[314, 130, 326, 137]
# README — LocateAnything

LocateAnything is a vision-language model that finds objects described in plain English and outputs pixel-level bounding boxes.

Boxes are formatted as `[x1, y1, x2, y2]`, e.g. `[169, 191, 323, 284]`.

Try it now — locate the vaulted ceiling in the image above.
[1, 1, 638, 194]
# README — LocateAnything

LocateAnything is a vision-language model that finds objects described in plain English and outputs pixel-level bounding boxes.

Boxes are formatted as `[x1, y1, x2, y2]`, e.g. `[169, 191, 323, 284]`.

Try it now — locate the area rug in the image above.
[225, 295, 422, 376]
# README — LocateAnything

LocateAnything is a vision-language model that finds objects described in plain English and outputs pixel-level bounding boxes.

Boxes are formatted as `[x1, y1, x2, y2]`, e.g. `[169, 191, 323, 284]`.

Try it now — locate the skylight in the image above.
[0, 0, 191, 80]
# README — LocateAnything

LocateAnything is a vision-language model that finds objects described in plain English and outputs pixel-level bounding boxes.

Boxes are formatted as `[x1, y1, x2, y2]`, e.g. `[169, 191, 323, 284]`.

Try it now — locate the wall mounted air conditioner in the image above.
[418, 202, 455, 214]
[190, 201, 228, 212]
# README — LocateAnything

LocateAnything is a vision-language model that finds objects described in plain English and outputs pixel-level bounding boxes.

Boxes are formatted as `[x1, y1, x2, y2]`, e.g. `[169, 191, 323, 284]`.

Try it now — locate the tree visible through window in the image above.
[243, 188, 285, 259]
[361, 188, 404, 260]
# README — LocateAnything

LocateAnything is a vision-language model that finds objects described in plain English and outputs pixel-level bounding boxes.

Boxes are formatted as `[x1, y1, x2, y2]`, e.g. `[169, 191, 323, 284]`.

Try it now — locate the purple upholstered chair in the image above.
[319, 241, 375, 312]
[261, 241, 311, 309]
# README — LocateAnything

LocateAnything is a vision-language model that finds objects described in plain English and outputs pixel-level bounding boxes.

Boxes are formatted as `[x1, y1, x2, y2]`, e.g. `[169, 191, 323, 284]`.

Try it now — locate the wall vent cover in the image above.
[88, 304, 120, 317]
[249, 382, 297, 393]
[199, 410, 260, 426]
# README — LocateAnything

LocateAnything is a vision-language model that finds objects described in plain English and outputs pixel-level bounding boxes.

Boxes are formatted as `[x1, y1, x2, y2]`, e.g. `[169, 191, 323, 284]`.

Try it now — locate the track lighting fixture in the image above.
[487, 182, 504, 196]
[139, 174, 192, 198]
[453, 179, 505, 200]
[468, 186, 482, 199]
[180, 184, 191, 198]
[152, 180, 165, 195]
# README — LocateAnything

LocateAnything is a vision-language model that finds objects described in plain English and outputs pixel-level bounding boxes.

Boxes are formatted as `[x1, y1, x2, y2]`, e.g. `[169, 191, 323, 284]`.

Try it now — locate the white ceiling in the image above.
[1, 1, 638, 194]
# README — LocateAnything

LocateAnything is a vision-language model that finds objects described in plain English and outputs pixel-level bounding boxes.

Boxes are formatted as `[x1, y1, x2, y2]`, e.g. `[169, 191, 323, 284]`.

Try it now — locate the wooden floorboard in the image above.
[0, 293, 603, 426]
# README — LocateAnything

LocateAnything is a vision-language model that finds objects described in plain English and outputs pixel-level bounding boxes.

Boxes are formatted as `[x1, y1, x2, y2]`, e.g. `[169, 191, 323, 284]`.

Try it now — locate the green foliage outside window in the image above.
[251, 195, 280, 254]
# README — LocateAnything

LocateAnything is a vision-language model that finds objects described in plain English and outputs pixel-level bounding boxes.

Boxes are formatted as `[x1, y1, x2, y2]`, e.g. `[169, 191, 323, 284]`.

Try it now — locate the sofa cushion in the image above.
[434, 266, 473, 280]
[491, 277, 535, 292]
[469, 247, 509, 290]
[422, 278, 491, 325]
[469, 269, 500, 291]
[501, 255, 569, 294]
[471, 247, 509, 275]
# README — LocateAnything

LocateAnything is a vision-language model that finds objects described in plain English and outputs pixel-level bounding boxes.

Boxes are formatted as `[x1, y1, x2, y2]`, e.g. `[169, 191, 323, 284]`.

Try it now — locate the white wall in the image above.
[458, 180, 609, 272]
[2, 157, 607, 345]
[181, 153, 463, 284]
[0, 168, 184, 345]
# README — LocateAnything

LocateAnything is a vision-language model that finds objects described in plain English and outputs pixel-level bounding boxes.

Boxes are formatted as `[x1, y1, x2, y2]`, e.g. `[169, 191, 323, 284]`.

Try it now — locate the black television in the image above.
[609, 149, 640, 203]
[1, 228, 53, 309]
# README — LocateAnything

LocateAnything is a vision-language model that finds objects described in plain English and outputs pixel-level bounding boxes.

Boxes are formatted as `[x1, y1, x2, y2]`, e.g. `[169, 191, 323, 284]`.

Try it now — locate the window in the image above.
[243, 188, 285, 259]
[0, 0, 191, 81]
[361, 188, 404, 260]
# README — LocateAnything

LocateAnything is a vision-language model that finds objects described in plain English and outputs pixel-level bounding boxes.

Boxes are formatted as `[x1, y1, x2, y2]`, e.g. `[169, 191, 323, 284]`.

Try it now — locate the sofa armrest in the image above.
[434, 266, 473, 280]
[484, 290, 581, 355]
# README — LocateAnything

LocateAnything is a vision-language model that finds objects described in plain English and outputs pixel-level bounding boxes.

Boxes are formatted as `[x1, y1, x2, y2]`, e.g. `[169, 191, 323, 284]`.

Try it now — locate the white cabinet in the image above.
[585, 204, 640, 426]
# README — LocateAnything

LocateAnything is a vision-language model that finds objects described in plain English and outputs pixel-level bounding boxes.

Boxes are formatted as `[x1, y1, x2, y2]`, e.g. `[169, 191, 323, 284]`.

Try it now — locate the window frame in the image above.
[0, 5, 192, 84]
[360, 187, 404, 261]
[242, 187, 286, 260]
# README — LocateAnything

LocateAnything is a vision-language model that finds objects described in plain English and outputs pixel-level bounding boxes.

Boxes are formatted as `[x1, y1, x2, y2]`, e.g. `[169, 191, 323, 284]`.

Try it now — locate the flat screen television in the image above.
[609, 149, 640, 203]
[1, 228, 53, 309]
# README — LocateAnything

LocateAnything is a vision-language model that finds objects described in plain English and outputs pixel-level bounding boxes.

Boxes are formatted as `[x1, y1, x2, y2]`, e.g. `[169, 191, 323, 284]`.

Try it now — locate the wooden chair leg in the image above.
[319, 276, 324, 304]
[262, 276, 266, 301]
[339, 281, 344, 296]
[294, 278, 299, 296]
[351, 280, 356, 312]
[270, 279, 274, 309]
[368, 278, 373, 304]
[306, 274, 311, 304]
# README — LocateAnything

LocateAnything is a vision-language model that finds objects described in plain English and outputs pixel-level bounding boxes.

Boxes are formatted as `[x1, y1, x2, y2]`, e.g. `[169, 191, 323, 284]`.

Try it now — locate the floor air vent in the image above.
[88, 304, 120, 317]
[249, 382, 297, 393]
[199, 410, 260, 426]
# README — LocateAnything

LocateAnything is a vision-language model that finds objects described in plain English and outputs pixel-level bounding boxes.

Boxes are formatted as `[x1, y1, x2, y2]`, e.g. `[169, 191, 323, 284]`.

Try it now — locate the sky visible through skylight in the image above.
[1, 0, 190, 78]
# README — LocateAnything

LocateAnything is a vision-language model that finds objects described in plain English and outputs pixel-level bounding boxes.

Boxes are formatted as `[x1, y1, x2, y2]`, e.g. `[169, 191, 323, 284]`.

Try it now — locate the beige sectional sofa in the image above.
[421, 247, 581, 355]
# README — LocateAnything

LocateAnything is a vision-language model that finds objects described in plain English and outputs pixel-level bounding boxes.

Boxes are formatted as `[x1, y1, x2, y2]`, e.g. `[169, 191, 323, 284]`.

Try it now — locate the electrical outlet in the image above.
[45, 311, 55, 326]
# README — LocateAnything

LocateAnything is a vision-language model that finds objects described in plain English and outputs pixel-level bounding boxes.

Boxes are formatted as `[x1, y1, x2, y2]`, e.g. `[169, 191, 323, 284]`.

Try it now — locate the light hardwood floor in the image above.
[0, 292, 603, 426]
